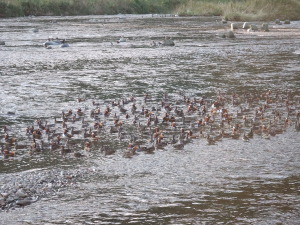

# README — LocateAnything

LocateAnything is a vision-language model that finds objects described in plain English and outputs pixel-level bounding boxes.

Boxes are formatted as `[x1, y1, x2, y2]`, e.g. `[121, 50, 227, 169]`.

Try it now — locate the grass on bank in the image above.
[176, 0, 300, 21]
[0, 0, 300, 21]
[0, 0, 181, 17]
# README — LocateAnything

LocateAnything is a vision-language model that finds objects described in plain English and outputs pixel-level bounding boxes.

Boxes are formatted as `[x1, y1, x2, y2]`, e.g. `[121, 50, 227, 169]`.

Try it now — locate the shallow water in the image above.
[0, 15, 300, 224]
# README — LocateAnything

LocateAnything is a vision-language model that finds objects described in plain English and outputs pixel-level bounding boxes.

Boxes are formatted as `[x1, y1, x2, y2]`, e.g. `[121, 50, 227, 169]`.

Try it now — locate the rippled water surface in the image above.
[0, 15, 300, 224]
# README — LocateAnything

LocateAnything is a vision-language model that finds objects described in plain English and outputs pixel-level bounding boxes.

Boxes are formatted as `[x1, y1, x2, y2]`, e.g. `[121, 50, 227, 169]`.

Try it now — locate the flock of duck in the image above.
[1, 90, 300, 160]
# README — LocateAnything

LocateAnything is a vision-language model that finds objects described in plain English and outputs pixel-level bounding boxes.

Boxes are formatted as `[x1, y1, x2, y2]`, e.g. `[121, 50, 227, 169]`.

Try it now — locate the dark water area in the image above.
[0, 15, 300, 224]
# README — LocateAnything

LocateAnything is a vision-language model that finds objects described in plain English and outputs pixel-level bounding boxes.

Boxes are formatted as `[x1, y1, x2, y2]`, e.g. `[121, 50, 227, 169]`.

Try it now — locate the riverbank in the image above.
[176, 0, 300, 21]
[0, 0, 300, 21]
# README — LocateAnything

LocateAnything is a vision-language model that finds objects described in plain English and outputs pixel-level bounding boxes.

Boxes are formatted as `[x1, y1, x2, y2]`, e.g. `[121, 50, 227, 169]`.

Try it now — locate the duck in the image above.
[64, 109, 73, 117]
[109, 126, 119, 134]
[182, 132, 192, 145]
[173, 137, 184, 150]
[30, 139, 41, 152]
[231, 132, 240, 140]
[50, 141, 60, 151]
[77, 108, 84, 117]
[14, 141, 28, 150]
[242, 133, 250, 142]
[131, 103, 137, 113]
[262, 132, 271, 139]
[171, 121, 177, 130]
[92, 101, 100, 106]
[140, 143, 155, 154]
[74, 152, 85, 158]
[199, 130, 205, 138]
[214, 130, 223, 141]
[187, 130, 198, 139]
[123, 144, 137, 158]
[119, 105, 127, 113]
[83, 128, 92, 138]
[104, 107, 110, 116]
[123, 148, 135, 158]
[61, 145, 72, 154]
[206, 134, 216, 145]
[90, 132, 100, 141]
[4, 133, 17, 146]
[100, 145, 116, 156]
[56, 135, 62, 144]
[77, 97, 85, 103]
[2, 125, 9, 133]
[70, 127, 81, 136]
[168, 134, 177, 144]
[246, 128, 254, 138]
[155, 136, 168, 149]
[84, 142, 91, 151]
[62, 129, 73, 139]
[295, 120, 300, 131]
[3, 148, 15, 158]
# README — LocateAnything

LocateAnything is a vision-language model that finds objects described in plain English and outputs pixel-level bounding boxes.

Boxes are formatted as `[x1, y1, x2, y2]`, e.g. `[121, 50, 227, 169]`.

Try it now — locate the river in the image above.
[0, 15, 300, 224]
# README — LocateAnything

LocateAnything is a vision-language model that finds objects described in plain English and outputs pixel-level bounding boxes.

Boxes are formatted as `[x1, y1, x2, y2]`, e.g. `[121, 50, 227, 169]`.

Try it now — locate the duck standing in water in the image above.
[1, 144, 15, 158]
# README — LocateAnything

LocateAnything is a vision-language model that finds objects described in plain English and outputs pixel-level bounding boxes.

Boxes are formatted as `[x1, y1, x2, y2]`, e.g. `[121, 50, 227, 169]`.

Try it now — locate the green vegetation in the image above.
[0, 0, 181, 17]
[0, 0, 299, 21]
[176, 0, 300, 21]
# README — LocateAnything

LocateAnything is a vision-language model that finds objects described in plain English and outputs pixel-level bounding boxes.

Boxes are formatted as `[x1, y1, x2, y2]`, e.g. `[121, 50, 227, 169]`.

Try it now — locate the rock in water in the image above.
[250, 24, 258, 31]
[247, 24, 258, 32]
[16, 197, 39, 206]
[222, 18, 227, 24]
[0, 198, 6, 207]
[261, 23, 269, 32]
[275, 19, 282, 25]
[227, 30, 235, 38]
[60, 43, 70, 48]
[162, 39, 175, 46]
[15, 189, 28, 198]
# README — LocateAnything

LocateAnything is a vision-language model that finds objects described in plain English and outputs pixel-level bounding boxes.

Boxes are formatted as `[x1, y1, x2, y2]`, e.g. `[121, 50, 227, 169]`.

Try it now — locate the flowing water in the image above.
[0, 15, 300, 224]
